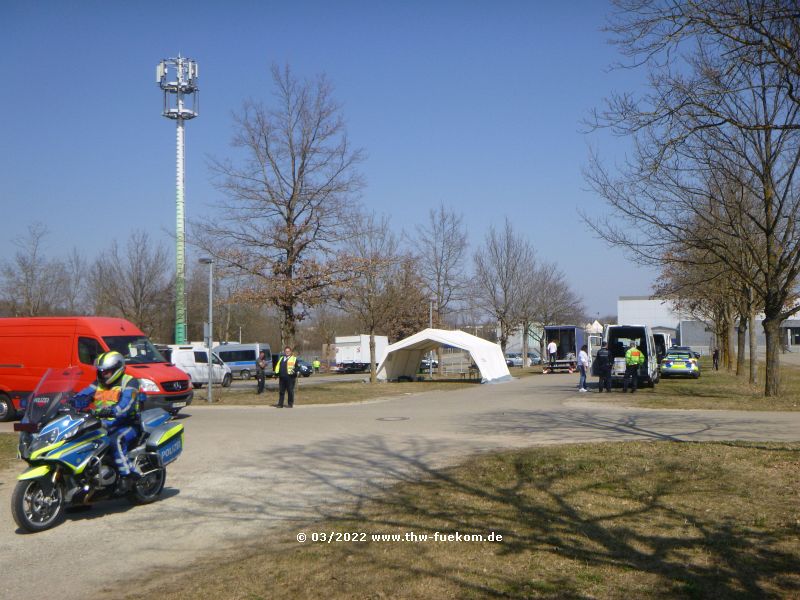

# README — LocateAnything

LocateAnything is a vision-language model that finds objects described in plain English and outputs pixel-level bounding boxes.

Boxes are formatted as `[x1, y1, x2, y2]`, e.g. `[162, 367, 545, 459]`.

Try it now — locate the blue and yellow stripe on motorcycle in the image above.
[30, 441, 65, 460]
[45, 433, 105, 472]
[154, 424, 183, 445]
[18, 465, 53, 480]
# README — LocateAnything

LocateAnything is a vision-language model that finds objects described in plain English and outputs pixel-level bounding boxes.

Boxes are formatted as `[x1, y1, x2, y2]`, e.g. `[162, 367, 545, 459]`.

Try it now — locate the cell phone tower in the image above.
[157, 55, 199, 344]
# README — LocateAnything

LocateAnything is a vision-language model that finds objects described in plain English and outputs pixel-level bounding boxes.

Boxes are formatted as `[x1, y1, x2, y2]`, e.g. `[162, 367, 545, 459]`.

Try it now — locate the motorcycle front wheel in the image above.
[11, 477, 66, 533]
[127, 468, 166, 505]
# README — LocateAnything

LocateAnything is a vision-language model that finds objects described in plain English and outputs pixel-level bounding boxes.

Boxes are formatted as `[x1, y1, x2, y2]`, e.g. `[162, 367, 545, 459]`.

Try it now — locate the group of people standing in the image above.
[577, 340, 645, 393]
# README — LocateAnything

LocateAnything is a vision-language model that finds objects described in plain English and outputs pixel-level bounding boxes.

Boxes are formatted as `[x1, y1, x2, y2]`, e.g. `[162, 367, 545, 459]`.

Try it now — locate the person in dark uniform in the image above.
[255, 350, 268, 394]
[595, 341, 612, 392]
[273, 346, 297, 408]
[712, 348, 720, 371]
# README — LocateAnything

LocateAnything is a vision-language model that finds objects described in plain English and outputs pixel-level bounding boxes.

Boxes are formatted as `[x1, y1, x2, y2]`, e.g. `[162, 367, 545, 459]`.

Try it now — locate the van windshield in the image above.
[103, 336, 167, 364]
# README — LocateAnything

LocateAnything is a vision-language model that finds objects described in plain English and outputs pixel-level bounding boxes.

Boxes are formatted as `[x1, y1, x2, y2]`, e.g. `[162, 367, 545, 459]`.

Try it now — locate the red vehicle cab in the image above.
[0, 317, 192, 421]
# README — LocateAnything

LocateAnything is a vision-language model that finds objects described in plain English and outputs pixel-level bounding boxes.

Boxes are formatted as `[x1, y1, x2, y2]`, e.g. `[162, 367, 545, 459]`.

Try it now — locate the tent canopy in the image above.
[585, 320, 604, 334]
[377, 328, 512, 384]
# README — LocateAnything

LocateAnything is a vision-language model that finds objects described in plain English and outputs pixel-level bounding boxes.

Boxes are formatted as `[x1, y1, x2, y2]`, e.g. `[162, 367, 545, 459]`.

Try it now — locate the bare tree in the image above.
[62, 248, 88, 315]
[196, 64, 364, 349]
[528, 261, 586, 357]
[415, 203, 468, 324]
[379, 257, 429, 342]
[339, 213, 404, 382]
[655, 249, 739, 371]
[415, 203, 468, 371]
[473, 219, 534, 353]
[89, 231, 172, 335]
[1, 223, 65, 316]
[586, 0, 800, 395]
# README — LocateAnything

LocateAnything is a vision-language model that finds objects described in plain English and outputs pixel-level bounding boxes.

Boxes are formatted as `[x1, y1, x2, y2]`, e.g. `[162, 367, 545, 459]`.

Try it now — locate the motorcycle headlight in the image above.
[138, 378, 160, 393]
[37, 429, 59, 446]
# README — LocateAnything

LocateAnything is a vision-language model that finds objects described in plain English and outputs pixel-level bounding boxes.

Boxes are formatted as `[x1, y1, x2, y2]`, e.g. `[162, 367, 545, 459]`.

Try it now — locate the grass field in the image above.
[195, 365, 543, 406]
[118, 440, 800, 600]
[0, 433, 17, 471]
[582, 358, 800, 412]
[197, 377, 482, 406]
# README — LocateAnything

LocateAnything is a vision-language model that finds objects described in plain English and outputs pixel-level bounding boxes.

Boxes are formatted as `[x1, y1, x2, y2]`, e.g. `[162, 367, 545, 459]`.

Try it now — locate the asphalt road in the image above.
[2, 373, 800, 600]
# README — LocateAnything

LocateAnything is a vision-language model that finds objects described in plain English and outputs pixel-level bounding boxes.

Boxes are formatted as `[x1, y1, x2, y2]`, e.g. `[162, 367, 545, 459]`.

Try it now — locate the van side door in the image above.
[77, 336, 105, 381]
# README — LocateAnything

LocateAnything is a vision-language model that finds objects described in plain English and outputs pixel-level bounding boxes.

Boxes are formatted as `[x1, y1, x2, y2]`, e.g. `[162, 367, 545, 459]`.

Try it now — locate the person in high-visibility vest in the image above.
[623, 342, 645, 393]
[71, 351, 143, 478]
[312, 358, 321, 374]
[273, 346, 298, 407]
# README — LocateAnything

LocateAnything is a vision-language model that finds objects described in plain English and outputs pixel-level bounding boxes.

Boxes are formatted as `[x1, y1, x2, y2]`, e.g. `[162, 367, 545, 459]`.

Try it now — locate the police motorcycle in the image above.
[12, 367, 184, 533]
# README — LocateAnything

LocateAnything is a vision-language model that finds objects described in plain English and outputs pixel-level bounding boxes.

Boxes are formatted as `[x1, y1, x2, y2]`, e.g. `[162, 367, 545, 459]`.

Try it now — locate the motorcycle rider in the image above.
[71, 351, 142, 479]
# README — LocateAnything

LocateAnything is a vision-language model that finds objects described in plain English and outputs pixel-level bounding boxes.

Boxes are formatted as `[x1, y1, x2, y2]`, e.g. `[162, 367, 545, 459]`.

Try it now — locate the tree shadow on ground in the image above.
[158, 421, 799, 599]
[273, 437, 799, 598]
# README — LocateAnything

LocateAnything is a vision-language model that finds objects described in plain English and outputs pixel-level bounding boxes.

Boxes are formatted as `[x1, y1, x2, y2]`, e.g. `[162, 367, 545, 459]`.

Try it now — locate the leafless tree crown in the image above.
[196, 64, 364, 347]
[586, 0, 800, 395]
[415, 203, 468, 326]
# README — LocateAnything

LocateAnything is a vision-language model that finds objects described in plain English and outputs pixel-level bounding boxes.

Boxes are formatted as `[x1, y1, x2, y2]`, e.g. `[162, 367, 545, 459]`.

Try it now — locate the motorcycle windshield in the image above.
[21, 367, 83, 426]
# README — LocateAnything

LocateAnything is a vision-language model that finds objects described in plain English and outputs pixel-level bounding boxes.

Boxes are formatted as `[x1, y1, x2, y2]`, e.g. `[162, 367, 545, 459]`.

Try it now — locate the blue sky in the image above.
[1, 1, 654, 316]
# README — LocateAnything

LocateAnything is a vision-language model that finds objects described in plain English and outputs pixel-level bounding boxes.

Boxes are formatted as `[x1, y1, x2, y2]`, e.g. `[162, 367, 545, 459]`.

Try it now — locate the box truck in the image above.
[0, 317, 193, 420]
[542, 326, 585, 373]
[334, 335, 388, 373]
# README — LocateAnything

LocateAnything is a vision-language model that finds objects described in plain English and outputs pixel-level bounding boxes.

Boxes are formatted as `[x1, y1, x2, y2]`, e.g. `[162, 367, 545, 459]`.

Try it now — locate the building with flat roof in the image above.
[617, 296, 687, 334]
[618, 296, 800, 354]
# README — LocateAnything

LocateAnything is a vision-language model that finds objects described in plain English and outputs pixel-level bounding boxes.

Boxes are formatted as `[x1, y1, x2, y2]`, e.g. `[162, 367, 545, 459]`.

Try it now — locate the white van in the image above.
[164, 345, 232, 389]
[587, 333, 603, 361]
[604, 324, 660, 387]
[213, 342, 272, 380]
[652, 332, 671, 362]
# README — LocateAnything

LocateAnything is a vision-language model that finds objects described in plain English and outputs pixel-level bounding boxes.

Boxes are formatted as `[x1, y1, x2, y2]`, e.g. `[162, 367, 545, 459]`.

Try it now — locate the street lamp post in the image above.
[429, 298, 434, 378]
[200, 258, 214, 403]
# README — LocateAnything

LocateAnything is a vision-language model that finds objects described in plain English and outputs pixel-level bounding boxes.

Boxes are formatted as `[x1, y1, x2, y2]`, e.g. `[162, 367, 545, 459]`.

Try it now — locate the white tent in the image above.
[586, 320, 604, 334]
[376, 328, 512, 384]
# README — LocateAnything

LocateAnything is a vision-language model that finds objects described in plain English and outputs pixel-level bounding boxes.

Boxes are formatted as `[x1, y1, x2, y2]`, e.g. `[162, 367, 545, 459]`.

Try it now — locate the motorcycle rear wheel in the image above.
[12, 477, 65, 533]
[127, 468, 166, 505]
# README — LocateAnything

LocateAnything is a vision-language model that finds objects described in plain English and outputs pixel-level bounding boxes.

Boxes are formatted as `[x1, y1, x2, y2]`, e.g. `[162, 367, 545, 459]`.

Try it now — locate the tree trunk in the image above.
[748, 308, 757, 385]
[717, 316, 731, 372]
[736, 315, 747, 377]
[223, 300, 232, 343]
[763, 317, 781, 397]
[521, 322, 530, 368]
[718, 307, 734, 372]
[280, 304, 296, 349]
[369, 327, 376, 384]
[499, 321, 509, 353]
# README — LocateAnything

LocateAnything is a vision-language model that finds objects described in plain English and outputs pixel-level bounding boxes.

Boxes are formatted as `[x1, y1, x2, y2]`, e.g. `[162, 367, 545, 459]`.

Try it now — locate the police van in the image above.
[213, 342, 272, 380]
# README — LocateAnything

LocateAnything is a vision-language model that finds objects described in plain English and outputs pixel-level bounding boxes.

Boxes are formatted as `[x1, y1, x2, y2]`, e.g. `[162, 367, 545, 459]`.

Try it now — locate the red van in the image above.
[0, 317, 193, 421]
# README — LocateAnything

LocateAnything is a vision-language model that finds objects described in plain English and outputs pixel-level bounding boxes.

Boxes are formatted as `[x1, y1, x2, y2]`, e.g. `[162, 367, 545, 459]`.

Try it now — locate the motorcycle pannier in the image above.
[145, 423, 184, 466]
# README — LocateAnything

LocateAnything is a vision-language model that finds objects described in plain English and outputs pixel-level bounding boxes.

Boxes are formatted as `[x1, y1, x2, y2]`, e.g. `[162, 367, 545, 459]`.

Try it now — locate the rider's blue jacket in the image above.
[71, 375, 140, 428]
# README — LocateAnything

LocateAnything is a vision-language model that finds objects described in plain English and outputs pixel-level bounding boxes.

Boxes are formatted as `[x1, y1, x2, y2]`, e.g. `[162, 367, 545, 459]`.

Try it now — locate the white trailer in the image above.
[334, 335, 388, 372]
